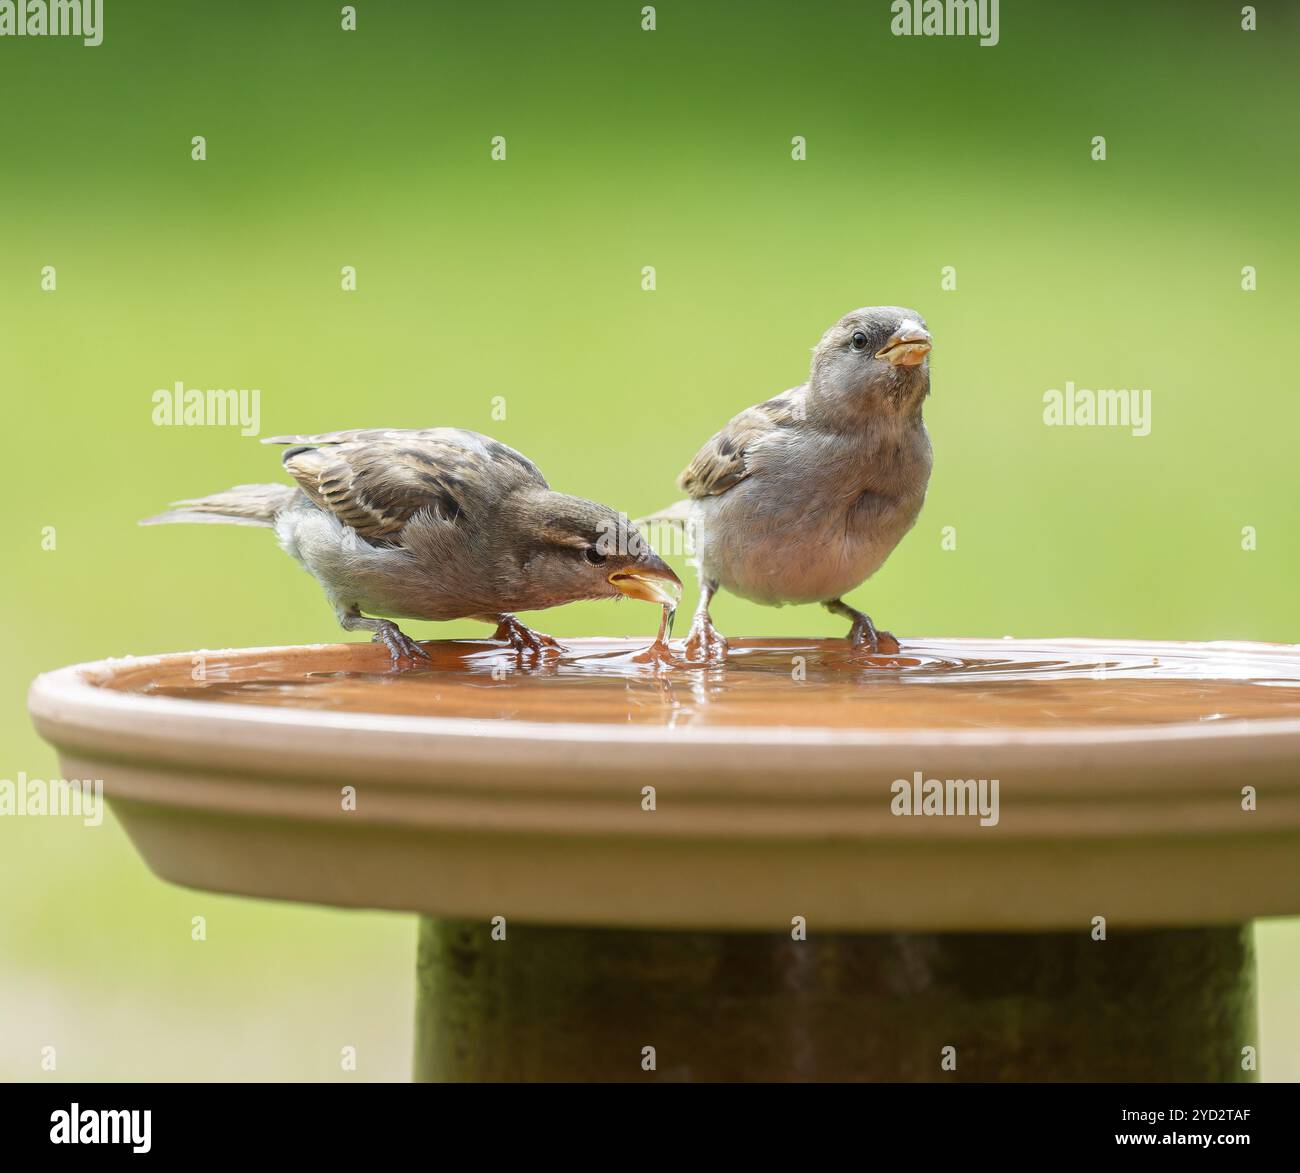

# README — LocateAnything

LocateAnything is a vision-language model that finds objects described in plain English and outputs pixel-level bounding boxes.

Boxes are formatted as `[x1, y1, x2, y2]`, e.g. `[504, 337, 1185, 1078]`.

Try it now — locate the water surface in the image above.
[104, 638, 1300, 731]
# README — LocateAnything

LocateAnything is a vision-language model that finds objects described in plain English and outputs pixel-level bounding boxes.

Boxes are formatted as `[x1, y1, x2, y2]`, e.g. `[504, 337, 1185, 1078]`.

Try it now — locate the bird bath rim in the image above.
[26, 635, 1300, 752]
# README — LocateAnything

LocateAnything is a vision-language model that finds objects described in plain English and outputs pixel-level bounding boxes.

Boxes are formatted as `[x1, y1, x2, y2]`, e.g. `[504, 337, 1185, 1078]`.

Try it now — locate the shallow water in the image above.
[108, 638, 1300, 731]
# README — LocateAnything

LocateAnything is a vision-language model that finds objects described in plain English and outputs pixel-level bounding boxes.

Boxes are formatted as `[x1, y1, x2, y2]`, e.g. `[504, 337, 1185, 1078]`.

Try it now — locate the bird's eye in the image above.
[583, 546, 607, 565]
[851, 332, 868, 351]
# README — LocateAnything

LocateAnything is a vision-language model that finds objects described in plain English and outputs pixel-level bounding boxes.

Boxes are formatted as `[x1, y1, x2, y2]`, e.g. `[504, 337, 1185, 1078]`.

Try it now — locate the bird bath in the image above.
[27, 636, 1300, 1081]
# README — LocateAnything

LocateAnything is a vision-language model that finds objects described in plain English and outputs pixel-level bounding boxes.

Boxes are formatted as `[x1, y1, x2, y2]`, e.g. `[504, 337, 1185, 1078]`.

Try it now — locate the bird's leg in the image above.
[336, 606, 431, 666]
[491, 614, 565, 656]
[824, 598, 900, 655]
[683, 578, 728, 662]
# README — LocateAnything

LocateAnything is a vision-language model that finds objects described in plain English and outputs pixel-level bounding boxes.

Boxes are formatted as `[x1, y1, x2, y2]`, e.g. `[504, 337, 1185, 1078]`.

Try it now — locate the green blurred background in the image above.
[3, 0, 1298, 1079]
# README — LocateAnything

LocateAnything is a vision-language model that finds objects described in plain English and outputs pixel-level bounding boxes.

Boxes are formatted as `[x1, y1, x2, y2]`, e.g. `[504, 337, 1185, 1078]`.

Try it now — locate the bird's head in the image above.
[517, 493, 682, 609]
[810, 306, 932, 411]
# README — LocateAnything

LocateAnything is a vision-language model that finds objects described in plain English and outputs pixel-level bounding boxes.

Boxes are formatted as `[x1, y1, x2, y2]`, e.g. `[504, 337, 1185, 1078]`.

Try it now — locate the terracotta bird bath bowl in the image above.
[27, 636, 1300, 1081]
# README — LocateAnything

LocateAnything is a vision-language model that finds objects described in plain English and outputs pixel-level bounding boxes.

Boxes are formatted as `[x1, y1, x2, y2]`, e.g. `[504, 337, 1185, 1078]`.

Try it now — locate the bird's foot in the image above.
[683, 616, 728, 663]
[372, 622, 431, 666]
[492, 615, 565, 657]
[627, 638, 684, 670]
[847, 614, 900, 656]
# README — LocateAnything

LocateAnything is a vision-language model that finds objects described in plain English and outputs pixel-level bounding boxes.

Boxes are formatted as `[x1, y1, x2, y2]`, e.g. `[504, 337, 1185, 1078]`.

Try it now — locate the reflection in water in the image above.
[106, 638, 1300, 731]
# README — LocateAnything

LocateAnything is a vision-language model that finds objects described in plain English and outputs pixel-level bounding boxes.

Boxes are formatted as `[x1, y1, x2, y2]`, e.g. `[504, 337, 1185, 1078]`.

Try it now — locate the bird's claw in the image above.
[848, 617, 900, 655]
[493, 616, 565, 657]
[683, 618, 728, 663]
[628, 638, 682, 670]
[373, 623, 431, 666]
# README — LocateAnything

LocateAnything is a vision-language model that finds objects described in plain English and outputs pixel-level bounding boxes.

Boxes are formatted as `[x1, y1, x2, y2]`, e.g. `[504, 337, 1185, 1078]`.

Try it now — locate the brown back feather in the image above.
[677, 391, 803, 498]
[271, 428, 546, 546]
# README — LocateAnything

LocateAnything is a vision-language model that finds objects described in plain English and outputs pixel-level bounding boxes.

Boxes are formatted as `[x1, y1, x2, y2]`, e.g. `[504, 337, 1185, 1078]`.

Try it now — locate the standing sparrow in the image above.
[143, 427, 681, 663]
[646, 307, 932, 661]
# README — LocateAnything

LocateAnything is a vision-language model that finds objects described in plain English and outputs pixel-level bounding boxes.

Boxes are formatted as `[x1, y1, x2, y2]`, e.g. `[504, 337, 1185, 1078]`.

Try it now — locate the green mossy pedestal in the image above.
[414, 920, 1256, 1082]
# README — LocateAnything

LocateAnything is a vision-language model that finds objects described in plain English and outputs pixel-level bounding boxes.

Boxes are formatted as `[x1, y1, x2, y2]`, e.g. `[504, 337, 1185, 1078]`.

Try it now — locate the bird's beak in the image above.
[875, 320, 932, 367]
[608, 554, 683, 606]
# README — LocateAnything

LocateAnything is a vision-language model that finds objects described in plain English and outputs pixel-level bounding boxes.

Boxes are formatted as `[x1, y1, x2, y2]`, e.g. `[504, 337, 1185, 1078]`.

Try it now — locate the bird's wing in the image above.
[677, 390, 803, 498]
[267, 428, 547, 545]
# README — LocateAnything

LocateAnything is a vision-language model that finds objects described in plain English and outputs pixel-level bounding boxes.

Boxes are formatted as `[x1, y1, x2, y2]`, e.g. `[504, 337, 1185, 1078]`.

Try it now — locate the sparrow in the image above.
[645, 306, 933, 661]
[142, 427, 681, 663]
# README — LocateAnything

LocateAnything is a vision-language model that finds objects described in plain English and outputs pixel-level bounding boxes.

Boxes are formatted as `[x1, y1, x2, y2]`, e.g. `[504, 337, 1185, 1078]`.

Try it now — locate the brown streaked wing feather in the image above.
[278, 429, 546, 545]
[677, 393, 800, 498]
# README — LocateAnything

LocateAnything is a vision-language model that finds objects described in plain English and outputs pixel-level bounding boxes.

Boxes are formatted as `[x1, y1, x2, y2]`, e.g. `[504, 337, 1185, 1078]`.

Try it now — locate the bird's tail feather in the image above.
[140, 483, 297, 528]
[634, 499, 693, 530]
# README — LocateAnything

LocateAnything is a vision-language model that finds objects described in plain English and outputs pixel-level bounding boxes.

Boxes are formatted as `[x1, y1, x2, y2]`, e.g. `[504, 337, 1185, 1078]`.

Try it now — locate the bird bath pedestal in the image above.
[28, 637, 1300, 1081]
